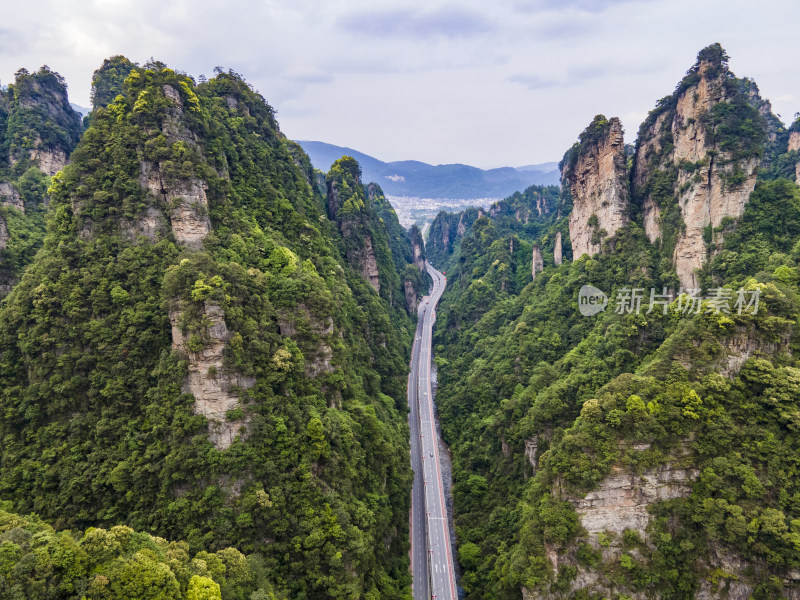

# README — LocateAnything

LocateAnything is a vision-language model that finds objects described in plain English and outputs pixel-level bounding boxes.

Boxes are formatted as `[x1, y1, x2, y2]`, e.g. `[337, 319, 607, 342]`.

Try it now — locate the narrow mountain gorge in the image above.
[428, 45, 800, 599]
[0, 59, 427, 599]
[2, 41, 800, 600]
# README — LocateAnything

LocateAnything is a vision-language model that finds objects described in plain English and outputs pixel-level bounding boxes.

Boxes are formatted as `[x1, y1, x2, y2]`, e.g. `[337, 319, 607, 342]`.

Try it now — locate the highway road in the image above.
[409, 262, 457, 600]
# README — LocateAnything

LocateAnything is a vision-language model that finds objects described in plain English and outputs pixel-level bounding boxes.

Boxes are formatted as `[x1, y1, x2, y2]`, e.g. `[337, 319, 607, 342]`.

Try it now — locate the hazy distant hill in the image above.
[297, 140, 560, 199]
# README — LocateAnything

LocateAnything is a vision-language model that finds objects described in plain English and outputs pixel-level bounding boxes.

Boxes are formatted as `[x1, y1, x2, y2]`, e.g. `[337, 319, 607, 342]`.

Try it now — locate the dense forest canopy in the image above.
[2, 41, 800, 600]
[0, 59, 423, 599]
[428, 44, 800, 599]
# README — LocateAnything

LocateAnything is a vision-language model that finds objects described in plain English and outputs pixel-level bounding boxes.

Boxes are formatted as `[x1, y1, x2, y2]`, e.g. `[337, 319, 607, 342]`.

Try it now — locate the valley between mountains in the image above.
[1, 43, 800, 600]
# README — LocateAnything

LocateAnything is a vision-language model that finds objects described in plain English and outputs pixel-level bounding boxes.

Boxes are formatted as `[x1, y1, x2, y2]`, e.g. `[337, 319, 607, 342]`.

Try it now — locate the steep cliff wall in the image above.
[564, 116, 629, 258]
[525, 463, 699, 600]
[2, 67, 82, 175]
[0, 67, 83, 297]
[410, 225, 425, 270]
[631, 44, 768, 288]
[790, 130, 800, 185]
[326, 162, 382, 292]
[170, 301, 254, 449]
[531, 244, 543, 280]
[790, 131, 800, 154]
[554, 231, 563, 266]
[427, 208, 479, 267]
[0, 62, 416, 597]
[0, 183, 23, 211]
[137, 85, 211, 250]
[0, 217, 8, 251]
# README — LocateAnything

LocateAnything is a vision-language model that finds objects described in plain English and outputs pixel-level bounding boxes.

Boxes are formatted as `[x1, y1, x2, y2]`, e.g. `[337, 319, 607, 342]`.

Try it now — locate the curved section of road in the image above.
[409, 262, 457, 600]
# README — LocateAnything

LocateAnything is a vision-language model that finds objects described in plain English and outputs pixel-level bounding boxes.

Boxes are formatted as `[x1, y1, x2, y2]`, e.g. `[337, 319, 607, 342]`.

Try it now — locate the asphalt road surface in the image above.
[409, 262, 457, 600]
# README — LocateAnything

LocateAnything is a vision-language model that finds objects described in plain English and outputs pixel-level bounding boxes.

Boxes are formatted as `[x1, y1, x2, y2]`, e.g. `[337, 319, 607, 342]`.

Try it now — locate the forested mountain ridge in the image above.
[431, 44, 800, 599]
[0, 58, 423, 599]
[426, 184, 561, 270]
[0, 66, 84, 296]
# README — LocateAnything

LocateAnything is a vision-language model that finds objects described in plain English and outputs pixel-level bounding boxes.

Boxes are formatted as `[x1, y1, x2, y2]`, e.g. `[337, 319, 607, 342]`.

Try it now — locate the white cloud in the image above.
[1, 0, 799, 167]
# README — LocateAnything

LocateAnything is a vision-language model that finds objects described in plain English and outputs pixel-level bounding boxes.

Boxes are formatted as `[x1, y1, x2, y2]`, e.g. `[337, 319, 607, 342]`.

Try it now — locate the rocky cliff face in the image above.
[404, 279, 418, 314]
[0, 66, 83, 298]
[2, 67, 82, 176]
[568, 463, 697, 538]
[531, 244, 543, 279]
[790, 131, 800, 154]
[138, 85, 211, 250]
[411, 230, 425, 270]
[631, 45, 767, 288]
[565, 116, 629, 259]
[525, 462, 698, 600]
[170, 302, 254, 449]
[427, 207, 481, 267]
[553, 231, 563, 266]
[0, 217, 8, 251]
[326, 161, 382, 292]
[790, 130, 800, 185]
[0, 183, 23, 212]
[28, 147, 69, 177]
[354, 235, 381, 292]
[402, 224, 428, 313]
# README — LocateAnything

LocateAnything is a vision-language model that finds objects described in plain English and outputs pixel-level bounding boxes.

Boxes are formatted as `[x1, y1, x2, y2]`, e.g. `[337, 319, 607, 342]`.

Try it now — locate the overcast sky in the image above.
[2, 0, 798, 168]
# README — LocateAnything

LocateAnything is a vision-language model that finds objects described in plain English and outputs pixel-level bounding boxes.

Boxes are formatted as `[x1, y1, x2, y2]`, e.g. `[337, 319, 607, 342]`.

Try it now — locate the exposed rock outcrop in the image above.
[140, 161, 211, 250]
[717, 325, 792, 377]
[788, 131, 800, 154]
[535, 191, 550, 217]
[411, 234, 424, 270]
[529, 462, 699, 599]
[663, 318, 794, 379]
[126, 206, 168, 242]
[427, 208, 480, 266]
[524, 437, 539, 472]
[0, 183, 24, 212]
[569, 464, 697, 538]
[641, 196, 661, 243]
[353, 235, 380, 292]
[0, 217, 8, 251]
[456, 213, 467, 236]
[632, 45, 765, 288]
[404, 279, 418, 315]
[29, 147, 68, 177]
[170, 302, 254, 450]
[553, 231, 562, 266]
[3, 67, 82, 176]
[696, 547, 800, 600]
[325, 161, 382, 292]
[531, 244, 543, 280]
[790, 130, 800, 185]
[138, 86, 212, 249]
[671, 59, 758, 289]
[565, 116, 629, 259]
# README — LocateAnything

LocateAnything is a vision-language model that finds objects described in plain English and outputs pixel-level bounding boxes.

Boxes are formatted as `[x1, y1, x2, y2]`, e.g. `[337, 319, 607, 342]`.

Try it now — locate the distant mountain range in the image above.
[296, 141, 560, 200]
[70, 103, 90, 117]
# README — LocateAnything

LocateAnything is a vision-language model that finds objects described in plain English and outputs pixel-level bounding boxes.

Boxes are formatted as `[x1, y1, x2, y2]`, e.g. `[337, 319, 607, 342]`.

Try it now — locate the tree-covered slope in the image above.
[0, 60, 416, 599]
[426, 184, 561, 272]
[433, 47, 800, 600]
[0, 503, 281, 600]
